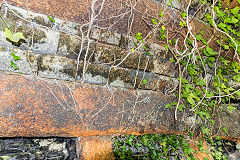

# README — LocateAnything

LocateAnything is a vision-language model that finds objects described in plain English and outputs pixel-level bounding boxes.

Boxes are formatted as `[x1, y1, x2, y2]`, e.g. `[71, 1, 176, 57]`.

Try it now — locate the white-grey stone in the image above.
[31, 28, 59, 54]
[91, 28, 121, 46]
[0, 48, 36, 74]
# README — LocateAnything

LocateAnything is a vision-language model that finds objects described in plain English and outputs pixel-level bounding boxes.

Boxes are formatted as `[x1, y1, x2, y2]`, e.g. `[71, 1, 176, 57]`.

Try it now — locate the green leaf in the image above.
[196, 79, 206, 86]
[196, 111, 210, 120]
[131, 48, 135, 53]
[201, 127, 211, 134]
[205, 45, 218, 56]
[233, 75, 240, 82]
[4, 28, 12, 40]
[229, 105, 236, 113]
[145, 51, 151, 56]
[230, 17, 239, 24]
[222, 128, 228, 135]
[162, 25, 166, 31]
[10, 61, 19, 70]
[47, 15, 55, 23]
[236, 91, 240, 96]
[179, 21, 186, 27]
[164, 44, 168, 50]
[178, 104, 185, 111]
[141, 136, 148, 146]
[165, 104, 172, 110]
[14, 32, 26, 40]
[218, 23, 227, 31]
[206, 91, 214, 97]
[4, 28, 26, 43]
[170, 58, 175, 63]
[187, 95, 194, 105]
[159, 10, 163, 18]
[180, 12, 187, 18]
[223, 45, 229, 50]
[196, 34, 202, 41]
[10, 52, 21, 61]
[231, 7, 240, 16]
[142, 79, 147, 85]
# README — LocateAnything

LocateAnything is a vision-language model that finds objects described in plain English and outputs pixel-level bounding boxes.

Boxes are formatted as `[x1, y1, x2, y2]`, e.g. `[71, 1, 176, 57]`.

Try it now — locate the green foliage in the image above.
[47, 15, 55, 23]
[142, 79, 147, 85]
[10, 52, 21, 61]
[10, 61, 19, 70]
[10, 52, 21, 70]
[113, 134, 196, 160]
[4, 28, 26, 43]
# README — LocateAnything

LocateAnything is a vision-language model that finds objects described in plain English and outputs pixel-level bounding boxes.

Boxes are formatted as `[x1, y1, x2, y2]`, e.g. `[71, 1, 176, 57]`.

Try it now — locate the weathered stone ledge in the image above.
[0, 72, 239, 138]
[0, 72, 180, 137]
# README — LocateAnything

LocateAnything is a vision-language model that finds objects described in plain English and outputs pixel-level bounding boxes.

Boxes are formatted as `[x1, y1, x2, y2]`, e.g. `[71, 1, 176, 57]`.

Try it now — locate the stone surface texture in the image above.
[0, 0, 239, 139]
[0, 0, 239, 159]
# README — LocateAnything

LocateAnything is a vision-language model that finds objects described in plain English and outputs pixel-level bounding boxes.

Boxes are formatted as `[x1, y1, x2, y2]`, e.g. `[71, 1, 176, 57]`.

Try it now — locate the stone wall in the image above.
[0, 0, 239, 159]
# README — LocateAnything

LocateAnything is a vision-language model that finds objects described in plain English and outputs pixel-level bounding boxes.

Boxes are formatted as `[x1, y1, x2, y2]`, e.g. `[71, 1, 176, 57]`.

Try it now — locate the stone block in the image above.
[0, 47, 37, 74]
[94, 43, 177, 77]
[109, 67, 178, 92]
[90, 27, 121, 46]
[76, 62, 177, 92]
[78, 136, 115, 160]
[2, 3, 81, 35]
[57, 33, 94, 61]
[57, 33, 81, 59]
[37, 54, 77, 81]
[16, 23, 59, 54]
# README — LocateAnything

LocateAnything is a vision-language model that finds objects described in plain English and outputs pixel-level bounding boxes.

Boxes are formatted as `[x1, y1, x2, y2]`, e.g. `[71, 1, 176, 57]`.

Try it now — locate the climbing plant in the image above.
[114, 0, 240, 159]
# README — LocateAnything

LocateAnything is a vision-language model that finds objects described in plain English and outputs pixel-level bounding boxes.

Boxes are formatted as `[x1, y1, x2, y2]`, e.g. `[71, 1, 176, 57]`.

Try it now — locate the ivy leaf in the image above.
[222, 128, 228, 135]
[10, 52, 21, 61]
[223, 45, 229, 50]
[165, 104, 172, 110]
[205, 45, 218, 56]
[178, 104, 185, 111]
[231, 7, 240, 16]
[196, 79, 206, 86]
[187, 95, 194, 105]
[47, 15, 55, 23]
[10, 61, 19, 70]
[236, 91, 240, 96]
[162, 25, 166, 31]
[196, 111, 210, 120]
[230, 17, 239, 24]
[201, 127, 211, 135]
[206, 91, 214, 97]
[131, 48, 135, 53]
[229, 105, 236, 113]
[142, 79, 147, 85]
[141, 136, 148, 146]
[233, 75, 240, 82]
[5, 28, 26, 43]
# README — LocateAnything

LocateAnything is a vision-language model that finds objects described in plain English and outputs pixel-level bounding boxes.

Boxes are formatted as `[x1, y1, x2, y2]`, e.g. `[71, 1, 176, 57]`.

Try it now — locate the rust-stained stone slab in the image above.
[0, 72, 185, 137]
[0, 72, 239, 138]
[78, 136, 115, 160]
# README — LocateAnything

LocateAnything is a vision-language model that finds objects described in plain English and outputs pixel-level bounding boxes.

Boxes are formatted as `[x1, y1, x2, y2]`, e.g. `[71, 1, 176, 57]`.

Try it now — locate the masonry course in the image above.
[0, 0, 239, 139]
